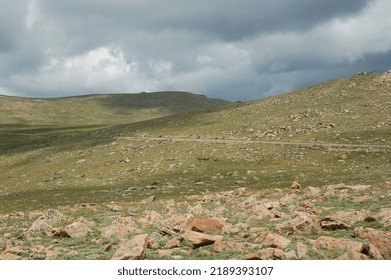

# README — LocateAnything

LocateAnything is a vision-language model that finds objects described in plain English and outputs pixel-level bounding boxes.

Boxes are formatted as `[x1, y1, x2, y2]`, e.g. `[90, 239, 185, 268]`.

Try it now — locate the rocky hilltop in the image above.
[1, 181, 390, 260]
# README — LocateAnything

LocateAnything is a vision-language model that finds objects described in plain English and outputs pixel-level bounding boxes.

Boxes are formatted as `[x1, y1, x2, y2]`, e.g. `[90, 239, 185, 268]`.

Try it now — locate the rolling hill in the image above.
[0, 91, 229, 126]
[0, 72, 390, 214]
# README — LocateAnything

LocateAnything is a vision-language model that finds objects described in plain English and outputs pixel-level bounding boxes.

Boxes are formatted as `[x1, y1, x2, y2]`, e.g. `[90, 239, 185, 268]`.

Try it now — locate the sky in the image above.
[1, 0, 391, 101]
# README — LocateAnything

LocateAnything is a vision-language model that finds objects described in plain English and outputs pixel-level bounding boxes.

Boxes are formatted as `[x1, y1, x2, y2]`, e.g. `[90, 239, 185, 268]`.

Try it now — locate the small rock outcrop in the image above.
[181, 231, 223, 248]
[354, 227, 391, 259]
[27, 209, 65, 234]
[111, 234, 149, 260]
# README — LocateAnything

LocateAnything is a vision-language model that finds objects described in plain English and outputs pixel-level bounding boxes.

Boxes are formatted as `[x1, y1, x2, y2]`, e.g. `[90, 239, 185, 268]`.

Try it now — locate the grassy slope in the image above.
[111, 72, 390, 145]
[0, 73, 390, 213]
[0, 91, 229, 126]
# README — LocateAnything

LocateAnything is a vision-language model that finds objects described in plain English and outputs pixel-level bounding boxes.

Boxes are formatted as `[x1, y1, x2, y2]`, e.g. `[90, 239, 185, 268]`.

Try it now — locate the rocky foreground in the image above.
[1, 182, 390, 260]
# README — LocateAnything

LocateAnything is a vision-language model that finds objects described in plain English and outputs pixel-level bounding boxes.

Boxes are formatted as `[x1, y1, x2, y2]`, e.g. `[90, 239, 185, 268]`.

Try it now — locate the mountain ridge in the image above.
[0, 91, 230, 126]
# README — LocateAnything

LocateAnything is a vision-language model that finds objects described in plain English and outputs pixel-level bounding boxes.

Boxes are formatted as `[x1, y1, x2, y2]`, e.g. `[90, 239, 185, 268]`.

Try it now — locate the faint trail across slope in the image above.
[118, 136, 391, 151]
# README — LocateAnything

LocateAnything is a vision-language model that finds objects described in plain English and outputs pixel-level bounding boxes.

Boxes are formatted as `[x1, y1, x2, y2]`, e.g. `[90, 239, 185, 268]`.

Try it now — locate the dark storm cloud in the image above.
[0, 0, 390, 100]
[42, 0, 370, 40]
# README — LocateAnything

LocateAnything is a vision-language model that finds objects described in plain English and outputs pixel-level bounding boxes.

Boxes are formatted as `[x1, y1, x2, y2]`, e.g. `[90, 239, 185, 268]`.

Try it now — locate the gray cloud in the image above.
[1, 0, 390, 100]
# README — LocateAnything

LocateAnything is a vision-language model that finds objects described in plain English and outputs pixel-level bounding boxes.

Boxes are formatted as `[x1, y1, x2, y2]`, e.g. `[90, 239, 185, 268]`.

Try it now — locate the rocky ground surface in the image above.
[1, 181, 390, 260]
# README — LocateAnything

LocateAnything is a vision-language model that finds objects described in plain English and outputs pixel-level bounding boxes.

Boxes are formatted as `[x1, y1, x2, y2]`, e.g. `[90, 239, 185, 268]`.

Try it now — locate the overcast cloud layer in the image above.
[1, 0, 391, 101]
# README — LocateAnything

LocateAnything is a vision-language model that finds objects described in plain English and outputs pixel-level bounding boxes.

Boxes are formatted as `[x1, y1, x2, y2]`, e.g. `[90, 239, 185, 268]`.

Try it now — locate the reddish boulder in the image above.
[337, 250, 369, 260]
[320, 217, 352, 231]
[181, 231, 223, 248]
[353, 227, 391, 259]
[164, 236, 183, 249]
[245, 248, 284, 260]
[182, 216, 229, 234]
[112, 234, 149, 260]
[313, 236, 363, 252]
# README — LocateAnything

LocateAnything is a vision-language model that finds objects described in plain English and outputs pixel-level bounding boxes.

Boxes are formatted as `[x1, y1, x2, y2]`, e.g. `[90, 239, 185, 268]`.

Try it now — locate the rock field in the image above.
[1, 181, 390, 260]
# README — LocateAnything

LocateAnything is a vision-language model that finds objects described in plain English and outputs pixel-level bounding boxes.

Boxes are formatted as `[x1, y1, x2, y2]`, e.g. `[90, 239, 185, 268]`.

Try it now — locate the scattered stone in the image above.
[232, 187, 246, 196]
[101, 216, 141, 239]
[157, 249, 173, 258]
[256, 231, 291, 249]
[337, 250, 369, 260]
[182, 216, 229, 234]
[44, 247, 59, 260]
[276, 212, 320, 234]
[212, 241, 261, 253]
[3, 246, 24, 255]
[332, 209, 371, 225]
[245, 248, 284, 260]
[64, 221, 91, 238]
[138, 210, 162, 227]
[112, 234, 149, 260]
[181, 231, 223, 248]
[353, 227, 391, 259]
[296, 242, 309, 259]
[106, 204, 121, 212]
[8, 211, 25, 217]
[164, 236, 183, 249]
[313, 236, 363, 252]
[306, 186, 321, 198]
[159, 228, 177, 236]
[187, 203, 209, 216]
[291, 181, 301, 191]
[0, 252, 22, 260]
[27, 209, 65, 234]
[0, 246, 24, 260]
[161, 213, 193, 232]
[377, 208, 391, 227]
[2, 182, 390, 260]
[362, 242, 384, 260]
[320, 217, 352, 230]
[284, 250, 297, 260]
[141, 196, 156, 204]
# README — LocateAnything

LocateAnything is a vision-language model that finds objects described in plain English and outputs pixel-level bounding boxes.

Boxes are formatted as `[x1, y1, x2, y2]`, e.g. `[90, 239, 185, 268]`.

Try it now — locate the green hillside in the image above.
[0, 72, 390, 213]
[0, 91, 229, 126]
[111, 72, 391, 145]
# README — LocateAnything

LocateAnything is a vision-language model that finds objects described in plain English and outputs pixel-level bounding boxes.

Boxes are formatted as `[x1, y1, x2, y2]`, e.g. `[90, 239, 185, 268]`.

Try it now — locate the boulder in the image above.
[332, 209, 371, 225]
[377, 208, 391, 227]
[256, 231, 291, 249]
[163, 214, 194, 232]
[28, 209, 65, 234]
[187, 203, 209, 216]
[164, 236, 183, 249]
[140, 196, 156, 204]
[296, 242, 309, 259]
[245, 248, 284, 260]
[284, 250, 297, 260]
[101, 216, 141, 239]
[111, 234, 149, 260]
[337, 250, 369, 260]
[182, 216, 229, 234]
[320, 217, 352, 231]
[0, 246, 24, 260]
[232, 187, 246, 196]
[362, 242, 384, 260]
[306, 186, 321, 198]
[291, 181, 301, 192]
[353, 227, 391, 259]
[138, 211, 162, 227]
[64, 221, 91, 238]
[44, 247, 59, 260]
[181, 231, 223, 248]
[106, 204, 121, 212]
[0, 252, 22, 260]
[212, 241, 261, 253]
[276, 212, 320, 234]
[313, 236, 363, 252]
